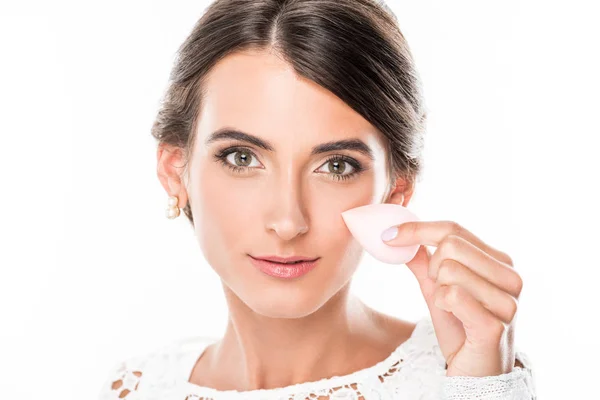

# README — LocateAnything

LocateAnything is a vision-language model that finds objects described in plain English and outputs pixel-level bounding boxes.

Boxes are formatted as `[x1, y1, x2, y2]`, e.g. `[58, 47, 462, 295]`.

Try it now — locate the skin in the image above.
[157, 48, 416, 391]
[156, 48, 524, 390]
[383, 222, 524, 376]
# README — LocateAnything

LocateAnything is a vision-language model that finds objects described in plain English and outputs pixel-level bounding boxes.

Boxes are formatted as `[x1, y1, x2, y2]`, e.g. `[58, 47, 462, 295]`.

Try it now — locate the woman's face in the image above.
[185, 49, 391, 318]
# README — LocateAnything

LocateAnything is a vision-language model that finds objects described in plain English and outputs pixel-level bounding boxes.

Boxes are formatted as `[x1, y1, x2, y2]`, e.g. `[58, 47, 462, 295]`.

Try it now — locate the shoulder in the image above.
[365, 312, 448, 375]
[97, 336, 217, 400]
[96, 343, 172, 400]
[376, 313, 442, 355]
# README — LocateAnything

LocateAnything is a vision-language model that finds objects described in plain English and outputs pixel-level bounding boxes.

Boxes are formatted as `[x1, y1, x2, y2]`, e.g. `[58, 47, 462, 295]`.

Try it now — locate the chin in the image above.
[225, 271, 344, 319]
[232, 278, 337, 319]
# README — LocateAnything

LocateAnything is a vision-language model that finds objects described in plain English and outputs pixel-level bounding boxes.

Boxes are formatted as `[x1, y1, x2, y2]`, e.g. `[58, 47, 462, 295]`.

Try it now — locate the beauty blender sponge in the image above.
[341, 203, 420, 265]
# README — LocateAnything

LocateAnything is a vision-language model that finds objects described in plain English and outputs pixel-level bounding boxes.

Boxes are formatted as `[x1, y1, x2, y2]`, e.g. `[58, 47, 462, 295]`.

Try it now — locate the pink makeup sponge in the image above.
[341, 203, 420, 265]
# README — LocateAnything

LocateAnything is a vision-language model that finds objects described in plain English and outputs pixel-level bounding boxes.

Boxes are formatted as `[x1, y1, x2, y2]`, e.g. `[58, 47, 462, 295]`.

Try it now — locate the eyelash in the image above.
[212, 146, 365, 182]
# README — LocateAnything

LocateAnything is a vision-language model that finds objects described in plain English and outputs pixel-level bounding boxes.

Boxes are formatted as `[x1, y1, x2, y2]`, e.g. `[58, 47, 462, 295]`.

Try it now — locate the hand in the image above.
[382, 220, 523, 377]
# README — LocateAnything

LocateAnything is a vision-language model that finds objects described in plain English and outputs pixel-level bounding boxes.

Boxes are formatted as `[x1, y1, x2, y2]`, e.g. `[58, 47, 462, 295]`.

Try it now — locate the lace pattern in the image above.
[443, 351, 537, 400]
[98, 318, 535, 400]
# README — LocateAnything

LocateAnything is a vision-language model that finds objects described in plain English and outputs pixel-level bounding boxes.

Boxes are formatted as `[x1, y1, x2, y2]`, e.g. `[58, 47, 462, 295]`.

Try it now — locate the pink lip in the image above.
[249, 256, 320, 279]
[252, 255, 319, 263]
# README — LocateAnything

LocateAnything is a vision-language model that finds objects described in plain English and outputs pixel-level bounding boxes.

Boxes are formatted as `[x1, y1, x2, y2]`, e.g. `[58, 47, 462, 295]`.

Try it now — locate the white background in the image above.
[1, 0, 598, 398]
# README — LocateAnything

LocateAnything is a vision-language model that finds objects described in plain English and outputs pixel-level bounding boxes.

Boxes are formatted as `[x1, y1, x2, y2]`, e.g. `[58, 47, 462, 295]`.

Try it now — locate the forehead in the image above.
[196, 49, 386, 150]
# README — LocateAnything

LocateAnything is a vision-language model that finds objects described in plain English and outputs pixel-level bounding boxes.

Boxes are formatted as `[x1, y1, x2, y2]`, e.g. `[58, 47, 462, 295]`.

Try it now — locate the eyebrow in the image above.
[205, 127, 375, 160]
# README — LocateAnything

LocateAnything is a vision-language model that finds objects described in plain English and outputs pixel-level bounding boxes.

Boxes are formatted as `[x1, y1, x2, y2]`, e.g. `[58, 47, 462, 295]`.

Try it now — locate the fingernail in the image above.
[381, 226, 398, 241]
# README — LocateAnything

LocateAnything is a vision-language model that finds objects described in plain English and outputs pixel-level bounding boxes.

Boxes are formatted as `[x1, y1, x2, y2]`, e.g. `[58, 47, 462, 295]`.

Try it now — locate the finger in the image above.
[435, 284, 507, 347]
[407, 247, 469, 366]
[429, 235, 524, 298]
[385, 220, 514, 267]
[404, 245, 435, 294]
[435, 259, 519, 324]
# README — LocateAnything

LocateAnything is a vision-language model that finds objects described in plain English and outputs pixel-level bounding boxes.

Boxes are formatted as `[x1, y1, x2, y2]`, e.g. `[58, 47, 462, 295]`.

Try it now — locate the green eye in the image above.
[214, 147, 261, 173]
[317, 156, 362, 181]
[213, 147, 364, 181]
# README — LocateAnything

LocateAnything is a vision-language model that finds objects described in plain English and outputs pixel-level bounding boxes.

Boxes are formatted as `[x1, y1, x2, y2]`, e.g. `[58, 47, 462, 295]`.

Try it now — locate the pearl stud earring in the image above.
[166, 195, 180, 219]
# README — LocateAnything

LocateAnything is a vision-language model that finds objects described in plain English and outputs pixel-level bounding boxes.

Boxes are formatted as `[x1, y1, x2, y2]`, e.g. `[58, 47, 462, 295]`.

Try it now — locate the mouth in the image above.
[250, 255, 320, 264]
[248, 255, 320, 279]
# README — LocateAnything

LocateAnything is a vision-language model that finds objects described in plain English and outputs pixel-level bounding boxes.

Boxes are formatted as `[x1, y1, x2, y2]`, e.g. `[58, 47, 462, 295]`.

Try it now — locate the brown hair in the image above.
[151, 0, 428, 226]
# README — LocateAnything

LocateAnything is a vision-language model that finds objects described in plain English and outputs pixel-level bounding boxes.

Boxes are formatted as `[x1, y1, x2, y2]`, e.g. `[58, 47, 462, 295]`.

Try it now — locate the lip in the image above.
[252, 255, 320, 263]
[249, 255, 320, 279]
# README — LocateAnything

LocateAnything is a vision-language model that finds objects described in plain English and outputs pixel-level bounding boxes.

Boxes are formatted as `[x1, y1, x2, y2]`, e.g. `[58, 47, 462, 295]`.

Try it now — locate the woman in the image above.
[98, 0, 536, 398]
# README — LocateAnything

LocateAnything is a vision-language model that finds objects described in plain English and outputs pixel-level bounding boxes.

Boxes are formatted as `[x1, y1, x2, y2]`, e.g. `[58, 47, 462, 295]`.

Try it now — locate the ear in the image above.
[383, 177, 415, 207]
[156, 144, 189, 209]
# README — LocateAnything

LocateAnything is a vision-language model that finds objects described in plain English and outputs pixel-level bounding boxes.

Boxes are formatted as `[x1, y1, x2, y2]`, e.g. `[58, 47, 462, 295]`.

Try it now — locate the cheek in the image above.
[201, 170, 256, 222]
[311, 179, 376, 236]
[309, 182, 374, 266]
[189, 164, 260, 266]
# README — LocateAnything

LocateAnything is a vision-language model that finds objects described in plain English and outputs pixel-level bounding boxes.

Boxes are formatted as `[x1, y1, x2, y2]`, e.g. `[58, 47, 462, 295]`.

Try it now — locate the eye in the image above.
[213, 147, 364, 182]
[315, 155, 364, 182]
[213, 147, 262, 174]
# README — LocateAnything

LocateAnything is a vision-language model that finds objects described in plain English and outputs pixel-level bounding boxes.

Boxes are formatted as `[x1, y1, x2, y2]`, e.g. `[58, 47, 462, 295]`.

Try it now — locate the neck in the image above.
[212, 281, 380, 391]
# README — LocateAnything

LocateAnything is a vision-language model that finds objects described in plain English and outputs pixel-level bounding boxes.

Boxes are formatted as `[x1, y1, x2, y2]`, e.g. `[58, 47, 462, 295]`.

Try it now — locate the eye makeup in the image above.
[212, 145, 366, 182]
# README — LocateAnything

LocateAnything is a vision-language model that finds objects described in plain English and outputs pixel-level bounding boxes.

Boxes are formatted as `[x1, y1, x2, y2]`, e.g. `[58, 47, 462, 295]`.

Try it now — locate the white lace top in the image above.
[97, 317, 536, 400]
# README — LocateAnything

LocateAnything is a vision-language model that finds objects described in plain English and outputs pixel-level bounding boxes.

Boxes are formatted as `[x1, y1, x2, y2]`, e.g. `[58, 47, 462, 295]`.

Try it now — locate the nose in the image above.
[264, 172, 309, 241]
